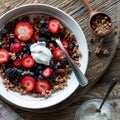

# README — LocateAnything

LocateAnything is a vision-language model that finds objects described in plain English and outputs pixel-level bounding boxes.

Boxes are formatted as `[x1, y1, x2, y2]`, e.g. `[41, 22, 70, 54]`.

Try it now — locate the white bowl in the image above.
[0, 4, 88, 109]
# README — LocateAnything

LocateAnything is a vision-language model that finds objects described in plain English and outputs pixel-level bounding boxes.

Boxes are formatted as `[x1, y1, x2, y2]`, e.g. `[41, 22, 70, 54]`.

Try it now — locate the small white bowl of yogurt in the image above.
[74, 99, 115, 120]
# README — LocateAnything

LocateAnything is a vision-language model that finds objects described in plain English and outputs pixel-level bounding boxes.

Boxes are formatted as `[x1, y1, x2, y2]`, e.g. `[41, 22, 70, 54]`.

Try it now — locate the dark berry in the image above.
[0, 28, 8, 35]
[50, 60, 55, 67]
[16, 69, 23, 75]
[38, 75, 44, 80]
[10, 24, 15, 32]
[5, 68, 17, 78]
[68, 43, 74, 50]
[48, 74, 56, 82]
[40, 28, 51, 37]
[39, 37, 50, 46]
[53, 65, 58, 70]
[12, 79, 20, 85]
[0, 42, 2, 47]
[60, 59, 68, 67]
[38, 70, 43, 75]
[39, 19, 46, 27]
[23, 47, 27, 52]
[37, 65, 43, 70]
[29, 72, 35, 77]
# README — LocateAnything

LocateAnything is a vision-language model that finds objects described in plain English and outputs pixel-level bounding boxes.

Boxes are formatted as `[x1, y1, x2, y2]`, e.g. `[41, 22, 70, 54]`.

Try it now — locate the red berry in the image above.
[14, 22, 33, 41]
[10, 43, 23, 53]
[53, 47, 66, 61]
[14, 38, 21, 43]
[22, 55, 35, 68]
[48, 20, 60, 34]
[21, 76, 36, 92]
[42, 67, 53, 78]
[13, 59, 22, 68]
[34, 33, 40, 41]
[36, 79, 51, 93]
[0, 49, 9, 64]
[61, 39, 69, 49]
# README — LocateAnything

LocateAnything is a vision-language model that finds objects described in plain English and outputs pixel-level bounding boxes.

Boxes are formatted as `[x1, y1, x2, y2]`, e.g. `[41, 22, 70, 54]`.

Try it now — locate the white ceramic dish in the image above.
[0, 4, 88, 109]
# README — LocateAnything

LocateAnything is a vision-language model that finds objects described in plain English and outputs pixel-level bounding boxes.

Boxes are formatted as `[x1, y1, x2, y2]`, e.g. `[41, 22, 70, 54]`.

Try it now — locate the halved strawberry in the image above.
[10, 43, 23, 53]
[61, 39, 69, 49]
[22, 55, 35, 68]
[53, 47, 66, 61]
[36, 79, 51, 93]
[48, 19, 60, 34]
[0, 49, 9, 64]
[21, 76, 36, 92]
[13, 59, 22, 68]
[42, 67, 53, 78]
[14, 22, 33, 41]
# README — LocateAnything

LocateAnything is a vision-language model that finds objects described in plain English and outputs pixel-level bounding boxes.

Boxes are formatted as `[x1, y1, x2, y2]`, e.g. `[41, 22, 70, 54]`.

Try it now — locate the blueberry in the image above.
[53, 65, 58, 70]
[40, 28, 51, 37]
[38, 70, 43, 75]
[38, 75, 44, 80]
[60, 59, 68, 67]
[29, 72, 35, 77]
[37, 65, 43, 70]
[23, 47, 27, 52]
[5, 68, 17, 78]
[0, 42, 2, 47]
[50, 60, 55, 67]
[12, 79, 20, 85]
[39, 37, 50, 46]
[40, 19, 46, 27]
[0, 28, 8, 35]
[68, 43, 74, 50]
[16, 69, 23, 75]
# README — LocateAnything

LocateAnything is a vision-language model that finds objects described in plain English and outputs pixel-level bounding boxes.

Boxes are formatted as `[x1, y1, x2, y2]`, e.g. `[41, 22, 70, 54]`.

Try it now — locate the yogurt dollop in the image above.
[30, 42, 52, 65]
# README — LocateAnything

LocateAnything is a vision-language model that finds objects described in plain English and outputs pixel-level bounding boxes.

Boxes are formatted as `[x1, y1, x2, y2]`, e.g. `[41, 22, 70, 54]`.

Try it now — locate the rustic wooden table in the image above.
[0, 0, 120, 120]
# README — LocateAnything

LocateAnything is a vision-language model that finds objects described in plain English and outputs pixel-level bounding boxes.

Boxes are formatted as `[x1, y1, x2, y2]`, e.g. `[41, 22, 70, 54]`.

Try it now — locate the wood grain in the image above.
[0, 0, 120, 120]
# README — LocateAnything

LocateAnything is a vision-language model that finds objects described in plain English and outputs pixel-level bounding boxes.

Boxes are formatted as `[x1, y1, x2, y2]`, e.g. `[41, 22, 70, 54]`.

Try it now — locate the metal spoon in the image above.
[82, 0, 112, 36]
[96, 78, 117, 112]
[55, 37, 88, 86]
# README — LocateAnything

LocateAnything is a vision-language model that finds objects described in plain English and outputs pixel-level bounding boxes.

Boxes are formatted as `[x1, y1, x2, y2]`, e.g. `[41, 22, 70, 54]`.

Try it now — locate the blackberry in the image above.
[40, 28, 51, 37]
[5, 68, 17, 78]
[60, 59, 68, 67]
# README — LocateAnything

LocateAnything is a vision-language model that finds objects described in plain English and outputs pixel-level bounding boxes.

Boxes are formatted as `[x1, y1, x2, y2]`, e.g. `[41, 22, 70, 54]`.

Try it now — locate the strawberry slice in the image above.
[61, 39, 69, 49]
[21, 76, 36, 92]
[0, 49, 9, 64]
[22, 55, 35, 68]
[53, 47, 66, 61]
[36, 79, 51, 93]
[48, 19, 60, 34]
[14, 22, 33, 41]
[10, 43, 23, 53]
[42, 67, 53, 78]
[13, 59, 22, 68]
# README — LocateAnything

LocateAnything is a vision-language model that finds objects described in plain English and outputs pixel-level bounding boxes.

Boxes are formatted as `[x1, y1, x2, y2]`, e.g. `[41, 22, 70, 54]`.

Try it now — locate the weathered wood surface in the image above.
[0, 0, 120, 120]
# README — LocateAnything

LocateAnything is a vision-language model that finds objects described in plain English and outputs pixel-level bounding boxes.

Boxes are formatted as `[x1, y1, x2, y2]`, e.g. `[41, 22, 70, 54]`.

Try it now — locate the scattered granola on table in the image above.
[0, 14, 81, 98]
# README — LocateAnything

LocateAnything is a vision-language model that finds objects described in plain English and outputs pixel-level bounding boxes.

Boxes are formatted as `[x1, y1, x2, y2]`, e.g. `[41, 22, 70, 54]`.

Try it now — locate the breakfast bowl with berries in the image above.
[0, 4, 88, 109]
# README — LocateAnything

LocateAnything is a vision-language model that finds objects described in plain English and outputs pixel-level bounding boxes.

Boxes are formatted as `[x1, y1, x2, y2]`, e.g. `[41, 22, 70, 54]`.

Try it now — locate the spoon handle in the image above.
[97, 78, 117, 111]
[82, 0, 94, 13]
[56, 38, 88, 86]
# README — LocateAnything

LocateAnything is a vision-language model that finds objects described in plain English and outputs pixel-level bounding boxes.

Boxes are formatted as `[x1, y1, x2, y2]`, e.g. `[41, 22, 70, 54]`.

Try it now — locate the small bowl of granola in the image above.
[0, 4, 88, 109]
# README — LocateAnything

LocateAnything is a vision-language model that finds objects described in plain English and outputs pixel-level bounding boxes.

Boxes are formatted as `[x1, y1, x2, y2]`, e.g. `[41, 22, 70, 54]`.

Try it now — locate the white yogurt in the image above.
[30, 41, 52, 65]
[80, 103, 110, 120]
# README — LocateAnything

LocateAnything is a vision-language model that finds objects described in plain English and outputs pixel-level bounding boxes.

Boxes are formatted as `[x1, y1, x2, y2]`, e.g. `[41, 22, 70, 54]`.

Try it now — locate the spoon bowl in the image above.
[82, 0, 112, 36]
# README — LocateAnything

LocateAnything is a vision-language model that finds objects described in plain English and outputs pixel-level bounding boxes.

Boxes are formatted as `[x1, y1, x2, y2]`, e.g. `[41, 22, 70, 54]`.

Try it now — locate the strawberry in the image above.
[53, 47, 66, 61]
[36, 79, 51, 93]
[48, 19, 60, 34]
[14, 38, 21, 44]
[34, 33, 40, 41]
[10, 43, 23, 53]
[61, 39, 69, 49]
[21, 76, 36, 92]
[22, 55, 35, 68]
[0, 49, 9, 64]
[42, 67, 53, 78]
[14, 22, 33, 41]
[13, 59, 22, 68]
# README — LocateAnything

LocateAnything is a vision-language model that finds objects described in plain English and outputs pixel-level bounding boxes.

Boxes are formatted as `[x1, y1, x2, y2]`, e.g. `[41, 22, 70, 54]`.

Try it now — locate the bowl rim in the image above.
[0, 4, 88, 109]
